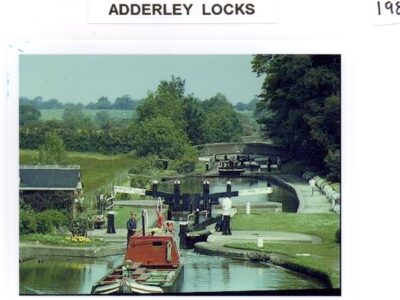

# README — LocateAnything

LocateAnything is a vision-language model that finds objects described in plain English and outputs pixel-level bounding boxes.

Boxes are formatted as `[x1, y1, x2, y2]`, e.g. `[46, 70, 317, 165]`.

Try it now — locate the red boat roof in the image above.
[124, 235, 180, 268]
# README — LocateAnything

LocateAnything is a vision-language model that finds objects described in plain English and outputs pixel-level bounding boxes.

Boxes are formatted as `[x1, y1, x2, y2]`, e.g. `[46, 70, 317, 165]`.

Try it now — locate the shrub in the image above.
[172, 145, 198, 173]
[325, 149, 340, 181]
[20, 208, 37, 234]
[302, 171, 316, 180]
[36, 210, 68, 234]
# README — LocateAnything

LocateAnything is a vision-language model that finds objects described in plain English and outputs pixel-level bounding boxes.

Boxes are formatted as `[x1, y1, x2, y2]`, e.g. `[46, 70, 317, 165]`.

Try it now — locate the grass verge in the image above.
[226, 211, 340, 288]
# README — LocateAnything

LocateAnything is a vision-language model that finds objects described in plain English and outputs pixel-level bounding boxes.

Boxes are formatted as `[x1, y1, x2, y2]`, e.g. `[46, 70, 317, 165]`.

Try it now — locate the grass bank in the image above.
[20, 150, 138, 198]
[226, 211, 340, 288]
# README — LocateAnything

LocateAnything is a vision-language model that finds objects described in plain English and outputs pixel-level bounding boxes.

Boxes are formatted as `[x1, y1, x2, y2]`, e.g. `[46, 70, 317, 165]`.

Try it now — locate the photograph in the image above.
[18, 54, 341, 295]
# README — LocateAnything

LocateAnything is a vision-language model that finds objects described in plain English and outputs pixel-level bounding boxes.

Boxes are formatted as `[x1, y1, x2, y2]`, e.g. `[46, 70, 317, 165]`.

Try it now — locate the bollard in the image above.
[246, 201, 251, 215]
[194, 208, 200, 227]
[141, 209, 146, 236]
[179, 222, 189, 249]
[173, 180, 181, 210]
[203, 180, 210, 196]
[152, 180, 158, 193]
[257, 236, 264, 248]
[226, 181, 232, 193]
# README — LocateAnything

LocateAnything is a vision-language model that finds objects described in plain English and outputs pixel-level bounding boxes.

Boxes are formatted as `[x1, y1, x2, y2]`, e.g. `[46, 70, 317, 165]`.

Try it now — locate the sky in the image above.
[19, 55, 265, 105]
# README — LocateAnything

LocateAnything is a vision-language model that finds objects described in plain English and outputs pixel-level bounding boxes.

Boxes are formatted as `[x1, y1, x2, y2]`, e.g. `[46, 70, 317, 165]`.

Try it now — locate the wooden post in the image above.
[179, 222, 188, 249]
[141, 209, 146, 236]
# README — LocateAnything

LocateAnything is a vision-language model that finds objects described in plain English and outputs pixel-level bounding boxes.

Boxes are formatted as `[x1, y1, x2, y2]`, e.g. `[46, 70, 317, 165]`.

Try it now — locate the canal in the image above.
[20, 251, 325, 295]
[20, 176, 309, 294]
[160, 176, 299, 212]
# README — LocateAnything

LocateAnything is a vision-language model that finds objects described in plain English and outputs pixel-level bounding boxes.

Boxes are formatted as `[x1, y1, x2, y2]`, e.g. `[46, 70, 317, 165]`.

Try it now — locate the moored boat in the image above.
[218, 160, 245, 175]
[91, 233, 184, 294]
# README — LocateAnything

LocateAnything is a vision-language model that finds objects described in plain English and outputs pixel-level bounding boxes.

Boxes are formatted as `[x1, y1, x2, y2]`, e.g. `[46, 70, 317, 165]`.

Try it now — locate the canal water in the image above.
[160, 177, 299, 212]
[20, 251, 325, 295]
[20, 177, 306, 294]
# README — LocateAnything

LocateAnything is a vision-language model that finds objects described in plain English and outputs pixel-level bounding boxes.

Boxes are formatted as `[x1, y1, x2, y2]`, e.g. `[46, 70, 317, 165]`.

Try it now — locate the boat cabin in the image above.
[125, 235, 180, 268]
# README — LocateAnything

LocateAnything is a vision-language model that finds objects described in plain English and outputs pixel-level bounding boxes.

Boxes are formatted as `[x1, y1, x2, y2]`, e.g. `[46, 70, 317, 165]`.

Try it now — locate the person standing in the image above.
[309, 179, 316, 197]
[221, 197, 232, 235]
[156, 208, 165, 229]
[126, 212, 137, 247]
[276, 156, 282, 171]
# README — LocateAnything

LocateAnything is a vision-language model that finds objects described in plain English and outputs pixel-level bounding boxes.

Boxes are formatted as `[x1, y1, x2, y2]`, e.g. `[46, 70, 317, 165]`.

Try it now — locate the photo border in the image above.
[7, 39, 350, 298]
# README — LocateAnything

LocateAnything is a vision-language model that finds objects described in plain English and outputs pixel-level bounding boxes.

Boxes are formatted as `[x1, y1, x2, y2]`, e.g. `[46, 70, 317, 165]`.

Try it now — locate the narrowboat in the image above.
[218, 160, 245, 176]
[91, 234, 184, 294]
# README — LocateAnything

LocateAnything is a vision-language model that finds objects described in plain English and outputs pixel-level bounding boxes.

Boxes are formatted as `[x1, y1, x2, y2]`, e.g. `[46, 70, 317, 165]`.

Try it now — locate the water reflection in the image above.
[20, 255, 123, 295]
[20, 251, 325, 295]
[180, 250, 324, 292]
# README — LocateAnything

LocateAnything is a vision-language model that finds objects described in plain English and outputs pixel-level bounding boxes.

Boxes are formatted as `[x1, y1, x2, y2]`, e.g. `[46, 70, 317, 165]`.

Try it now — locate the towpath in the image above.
[206, 230, 321, 245]
[274, 174, 332, 213]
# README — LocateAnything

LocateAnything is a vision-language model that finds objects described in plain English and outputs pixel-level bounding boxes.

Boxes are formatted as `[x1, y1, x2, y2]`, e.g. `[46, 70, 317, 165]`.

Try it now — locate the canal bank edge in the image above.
[194, 242, 332, 288]
[175, 173, 333, 213]
[19, 242, 126, 262]
[239, 173, 332, 213]
[20, 208, 166, 262]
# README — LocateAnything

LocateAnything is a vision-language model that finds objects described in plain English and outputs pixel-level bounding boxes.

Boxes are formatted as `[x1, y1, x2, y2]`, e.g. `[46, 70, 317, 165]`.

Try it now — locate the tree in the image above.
[182, 95, 206, 145]
[235, 102, 249, 111]
[86, 102, 97, 109]
[19, 97, 31, 106]
[96, 96, 112, 109]
[202, 93, 243, 143]
[19, 105, 41, 125]
[252, 54, 341, 179]
[248, 98, 259, 111]
[132, 116, 191, 159]
[113, 95, 136, 110]
[32, 96, 43, 109]
[41, 98, 63, 109]
[37, 132, 68, 165]
[135, 76, 187, 130]
[62, 103, 85, 124]
[95, 110, 110, 129]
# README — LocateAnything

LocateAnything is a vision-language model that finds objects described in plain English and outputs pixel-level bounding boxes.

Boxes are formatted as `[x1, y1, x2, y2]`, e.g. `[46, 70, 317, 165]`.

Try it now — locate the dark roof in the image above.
[20, 166, 82, 190]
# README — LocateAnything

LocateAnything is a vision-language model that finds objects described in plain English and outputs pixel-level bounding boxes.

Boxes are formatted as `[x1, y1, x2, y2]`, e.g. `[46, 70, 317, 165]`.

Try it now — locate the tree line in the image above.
[252, 54, 341, 180]
[234, 98, 259, 111]
[19, 94, 142, 110]
[20, 77, 244, 166]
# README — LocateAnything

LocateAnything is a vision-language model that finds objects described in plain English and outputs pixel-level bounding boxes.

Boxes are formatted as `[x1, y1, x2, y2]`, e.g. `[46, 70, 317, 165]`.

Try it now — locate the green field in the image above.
[39, 109, 136, 121]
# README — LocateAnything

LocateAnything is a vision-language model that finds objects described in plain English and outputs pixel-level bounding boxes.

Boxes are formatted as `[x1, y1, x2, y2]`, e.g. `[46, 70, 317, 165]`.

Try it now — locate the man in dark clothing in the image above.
[126, 212, 137, 247]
